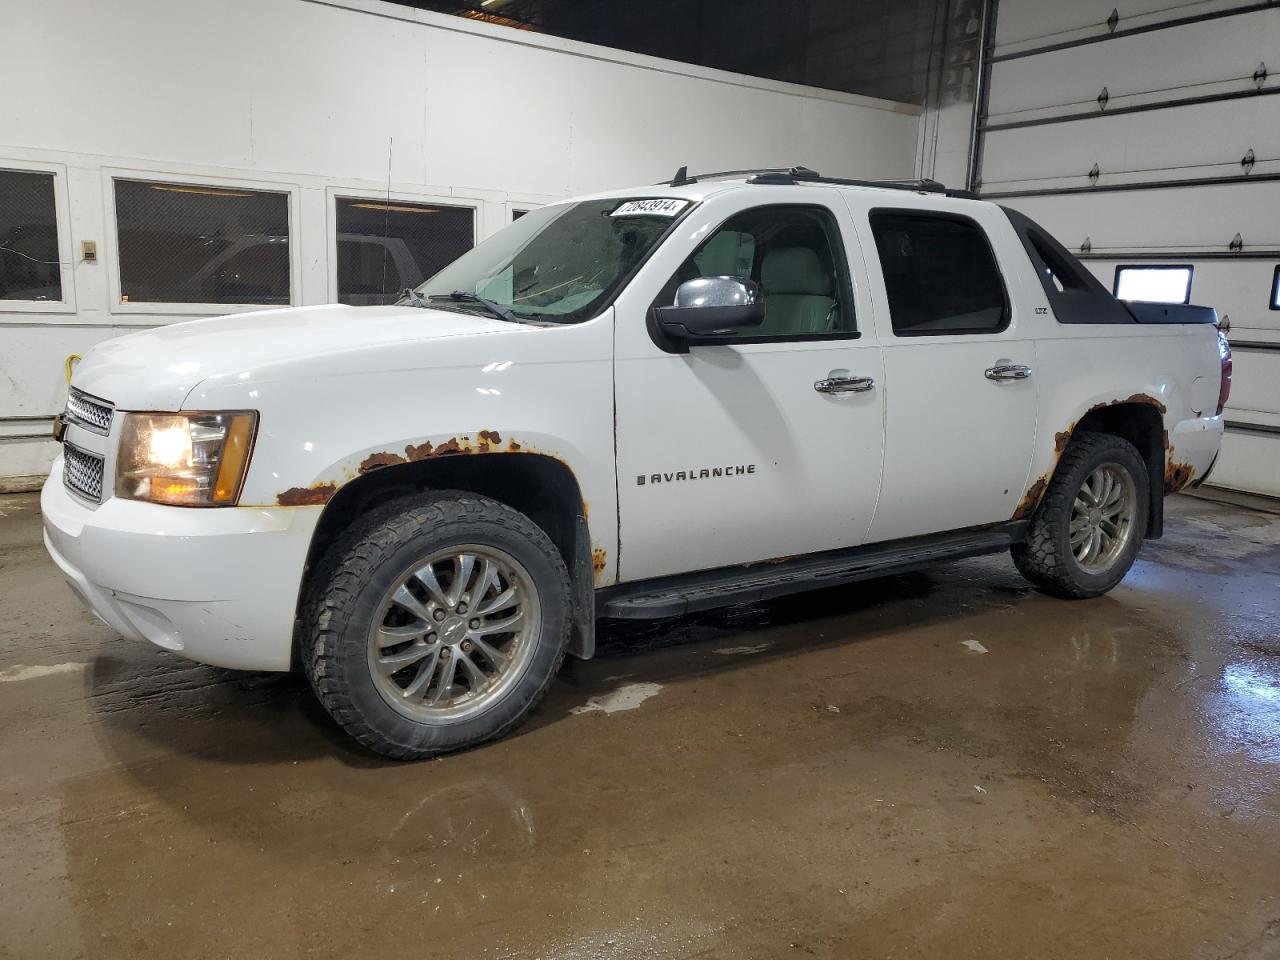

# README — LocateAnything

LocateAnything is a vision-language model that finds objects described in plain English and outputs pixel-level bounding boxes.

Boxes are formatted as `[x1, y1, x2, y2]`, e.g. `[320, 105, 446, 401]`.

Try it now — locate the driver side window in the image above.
[672, 205, 855, 339]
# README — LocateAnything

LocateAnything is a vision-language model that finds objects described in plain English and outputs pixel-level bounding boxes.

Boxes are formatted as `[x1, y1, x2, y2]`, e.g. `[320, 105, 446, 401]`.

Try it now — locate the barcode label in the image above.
[611, 199, 689, 218]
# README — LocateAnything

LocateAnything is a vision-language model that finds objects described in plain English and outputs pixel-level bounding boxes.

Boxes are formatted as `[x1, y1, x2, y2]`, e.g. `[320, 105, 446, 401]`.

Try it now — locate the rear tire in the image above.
[1012, 432, 1149, 599]
[302, 491, 572, 760]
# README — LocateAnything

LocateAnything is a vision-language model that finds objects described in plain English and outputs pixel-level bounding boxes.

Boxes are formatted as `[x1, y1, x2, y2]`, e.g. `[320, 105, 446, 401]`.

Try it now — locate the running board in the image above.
[598, 525, 1023, 620]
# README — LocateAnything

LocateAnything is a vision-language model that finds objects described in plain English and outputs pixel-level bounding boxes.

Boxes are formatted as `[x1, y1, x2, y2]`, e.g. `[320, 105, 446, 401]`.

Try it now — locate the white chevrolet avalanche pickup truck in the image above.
[43, 166, 1232, 759]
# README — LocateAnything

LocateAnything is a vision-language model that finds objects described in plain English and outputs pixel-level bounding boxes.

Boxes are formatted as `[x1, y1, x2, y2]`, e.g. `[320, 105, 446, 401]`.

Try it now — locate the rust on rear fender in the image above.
[1125, 392, 1168, 415]
[1021, 392, 1174, 520]
[1164, 460, 1195, 493]
[1084, 392, 1168, 418]
[1162, 430, 1196, 493]
[1012, 475, 1048, 521]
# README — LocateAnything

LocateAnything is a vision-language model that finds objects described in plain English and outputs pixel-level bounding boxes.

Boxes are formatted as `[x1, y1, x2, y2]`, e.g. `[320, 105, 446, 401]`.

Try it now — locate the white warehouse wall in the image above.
[0, 0, 921, 484]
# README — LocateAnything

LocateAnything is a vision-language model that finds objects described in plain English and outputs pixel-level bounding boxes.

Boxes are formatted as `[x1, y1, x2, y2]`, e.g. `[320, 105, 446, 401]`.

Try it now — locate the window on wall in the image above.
[870, 210, 1008, 336]
[511, 209, 528, 221]
[1269, 265, 1279, 310]
[335, 198, 474, 305]
[1113, 265, 1192, 304]
[114, 179, 291, 305]
[0, 169, 62, 302]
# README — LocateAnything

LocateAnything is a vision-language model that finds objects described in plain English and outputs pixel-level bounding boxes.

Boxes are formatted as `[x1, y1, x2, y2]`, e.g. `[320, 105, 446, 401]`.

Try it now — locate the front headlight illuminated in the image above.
[115, 411, 257, 506]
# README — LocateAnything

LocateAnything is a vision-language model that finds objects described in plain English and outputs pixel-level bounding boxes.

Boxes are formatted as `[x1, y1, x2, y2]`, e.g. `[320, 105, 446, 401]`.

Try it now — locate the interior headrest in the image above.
[761, 247, 832, 297]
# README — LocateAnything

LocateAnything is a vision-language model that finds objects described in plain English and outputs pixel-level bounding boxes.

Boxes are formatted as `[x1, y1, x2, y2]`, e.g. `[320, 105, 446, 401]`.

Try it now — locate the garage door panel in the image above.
[1209, 429, 1280, 497]
[987, 8, 1279, 120]
[1226, 349, 1280, 417]
[994, 0, 1243, 57]
[1173, 263, 1280, 338]
[994, 0, 1133, 49]
[1007, 182, 1280, 251]
[982, 96, 1280, 187]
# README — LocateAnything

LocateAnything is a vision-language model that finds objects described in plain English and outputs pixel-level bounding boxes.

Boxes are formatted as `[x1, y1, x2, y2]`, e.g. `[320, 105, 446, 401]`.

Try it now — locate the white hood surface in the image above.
[74, 304, 513, 410]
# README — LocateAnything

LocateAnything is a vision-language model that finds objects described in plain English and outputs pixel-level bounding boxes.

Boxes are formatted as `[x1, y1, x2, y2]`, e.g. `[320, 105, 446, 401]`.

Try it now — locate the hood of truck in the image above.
[73, 303, 514, 410]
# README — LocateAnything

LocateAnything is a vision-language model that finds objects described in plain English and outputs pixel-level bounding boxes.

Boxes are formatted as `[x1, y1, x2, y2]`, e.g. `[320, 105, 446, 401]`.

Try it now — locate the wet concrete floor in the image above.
[1, 491, 1278, 959]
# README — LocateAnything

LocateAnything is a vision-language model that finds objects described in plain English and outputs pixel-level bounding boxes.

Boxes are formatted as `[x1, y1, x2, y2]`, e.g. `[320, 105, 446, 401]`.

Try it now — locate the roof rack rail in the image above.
[661, 164, 977, 198]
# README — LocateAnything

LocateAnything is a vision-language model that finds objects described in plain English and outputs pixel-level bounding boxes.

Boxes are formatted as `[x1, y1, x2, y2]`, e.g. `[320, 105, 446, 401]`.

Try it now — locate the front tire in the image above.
[302, 491, 572, 760]
[1012, 432, 1149, 599]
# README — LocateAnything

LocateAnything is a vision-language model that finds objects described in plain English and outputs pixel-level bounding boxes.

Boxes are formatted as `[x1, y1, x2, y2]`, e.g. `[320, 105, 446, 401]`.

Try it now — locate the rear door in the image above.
[847, 195, 1040, 542]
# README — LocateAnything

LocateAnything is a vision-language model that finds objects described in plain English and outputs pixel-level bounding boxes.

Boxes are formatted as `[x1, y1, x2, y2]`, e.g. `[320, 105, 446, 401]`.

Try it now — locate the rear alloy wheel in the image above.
[303, 492, 572, 760]
[1067, 463, 1138, 575]
[1012, 432, 1149, 598]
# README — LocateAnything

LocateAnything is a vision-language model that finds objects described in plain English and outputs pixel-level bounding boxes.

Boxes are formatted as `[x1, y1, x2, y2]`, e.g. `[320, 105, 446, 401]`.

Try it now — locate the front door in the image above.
[613, 189, 886, 583]
[852, 201, 1040, 543]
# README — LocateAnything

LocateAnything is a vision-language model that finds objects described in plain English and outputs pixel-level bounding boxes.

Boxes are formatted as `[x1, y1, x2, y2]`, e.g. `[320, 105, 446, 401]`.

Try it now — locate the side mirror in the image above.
[654, 276, 764, 339]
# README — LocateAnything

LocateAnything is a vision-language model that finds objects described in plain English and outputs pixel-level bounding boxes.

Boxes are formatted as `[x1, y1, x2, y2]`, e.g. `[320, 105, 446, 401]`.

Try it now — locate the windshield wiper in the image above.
[398, 287, 429, 308]
[427, 290, 525, 324]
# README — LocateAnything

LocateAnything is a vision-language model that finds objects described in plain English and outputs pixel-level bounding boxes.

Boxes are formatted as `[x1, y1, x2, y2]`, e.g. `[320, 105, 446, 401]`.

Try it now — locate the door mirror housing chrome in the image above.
[654, 276, 765, 339]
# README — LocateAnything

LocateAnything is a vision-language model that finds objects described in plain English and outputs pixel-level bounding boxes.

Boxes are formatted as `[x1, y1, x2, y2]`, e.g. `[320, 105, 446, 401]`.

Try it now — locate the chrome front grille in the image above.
[63, 443, 105, 503]
[65, 388, 114, 435]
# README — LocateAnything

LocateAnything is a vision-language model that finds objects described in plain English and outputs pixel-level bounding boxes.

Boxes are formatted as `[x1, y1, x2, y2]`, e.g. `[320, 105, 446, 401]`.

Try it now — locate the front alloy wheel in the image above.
[303, 491, 572, 760]
[369, 546, 541, 723]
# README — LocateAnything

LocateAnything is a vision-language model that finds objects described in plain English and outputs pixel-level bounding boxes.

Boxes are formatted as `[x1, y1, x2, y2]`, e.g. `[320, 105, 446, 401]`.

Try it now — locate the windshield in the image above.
[411, 197, 689, 323]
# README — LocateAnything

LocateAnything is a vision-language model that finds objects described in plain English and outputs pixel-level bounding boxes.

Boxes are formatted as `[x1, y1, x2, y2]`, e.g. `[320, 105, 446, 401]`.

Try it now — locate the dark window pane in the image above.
[335, 199, 474, 306]
[0, 169, 61, 302]
[511, 209, 527, 220]
[870, 212, 1008, 336]
[115, 179, 290, 304]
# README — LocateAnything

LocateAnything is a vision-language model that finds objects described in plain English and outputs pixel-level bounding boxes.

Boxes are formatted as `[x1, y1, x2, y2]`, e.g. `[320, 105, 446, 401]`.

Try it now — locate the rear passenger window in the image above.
[870, 211, 1008, 336]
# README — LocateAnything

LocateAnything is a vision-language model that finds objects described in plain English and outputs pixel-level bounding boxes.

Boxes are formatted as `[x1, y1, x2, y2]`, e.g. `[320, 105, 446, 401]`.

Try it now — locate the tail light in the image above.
[1216, 331, 1232, 416]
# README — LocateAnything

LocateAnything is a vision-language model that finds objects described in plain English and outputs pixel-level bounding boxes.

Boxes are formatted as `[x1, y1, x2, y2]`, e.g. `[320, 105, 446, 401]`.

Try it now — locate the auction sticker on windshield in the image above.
[611, 199, 689, 218]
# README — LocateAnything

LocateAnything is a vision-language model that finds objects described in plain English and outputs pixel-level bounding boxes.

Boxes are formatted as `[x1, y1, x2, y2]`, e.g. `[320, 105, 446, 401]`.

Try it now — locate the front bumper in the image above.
[41, 459, 321, 671]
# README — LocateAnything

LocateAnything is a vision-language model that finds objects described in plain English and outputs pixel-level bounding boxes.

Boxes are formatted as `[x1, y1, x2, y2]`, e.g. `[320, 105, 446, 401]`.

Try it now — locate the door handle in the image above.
[985, 362, 1032, 382]
[814, 375, 875, 395]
